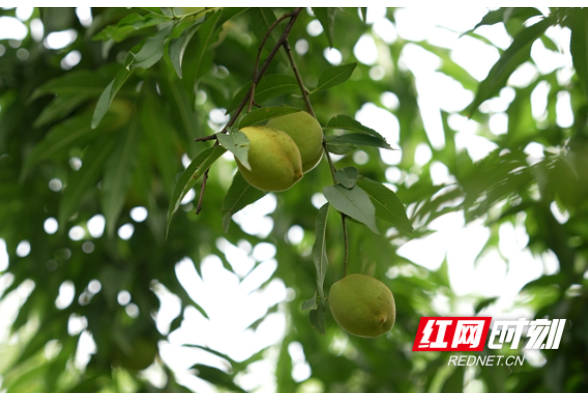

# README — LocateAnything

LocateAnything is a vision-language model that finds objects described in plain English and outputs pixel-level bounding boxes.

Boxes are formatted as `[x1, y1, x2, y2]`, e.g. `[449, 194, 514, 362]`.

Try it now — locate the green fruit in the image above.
[266, 111, 323, 173]
[236, 125, 303, 192]
[329, 274, 395, 338]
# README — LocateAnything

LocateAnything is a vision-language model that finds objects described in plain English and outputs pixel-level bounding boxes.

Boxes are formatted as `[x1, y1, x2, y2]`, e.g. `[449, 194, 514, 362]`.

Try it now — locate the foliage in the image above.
[0, 6, 587, 393]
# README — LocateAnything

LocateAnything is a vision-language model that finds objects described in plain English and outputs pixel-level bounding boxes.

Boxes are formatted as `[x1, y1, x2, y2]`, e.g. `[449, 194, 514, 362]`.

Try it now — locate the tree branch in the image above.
[283, 39, 315, 117]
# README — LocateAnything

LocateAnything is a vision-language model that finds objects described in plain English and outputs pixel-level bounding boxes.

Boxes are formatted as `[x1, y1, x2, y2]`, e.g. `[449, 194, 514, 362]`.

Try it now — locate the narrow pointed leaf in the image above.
[357, 176, 414, 232]
[92, 54, 134, 129]
[313, 203, 329, 303]
[190, 9, 223, 83]
[324, 184, 379, 234]
[221, 171, 266, 233]
[324, 114, 386, 140]
[59, 136, 117, 229]
[169, 21, 202, 79]
[468, 17, 553, 116]
[33, 92, 92, 127]
[326, 133, 392, 150]
[131, 24, 172, 69]
[166, 146, 226, 237]
[101, 120, 140, 237]
[238, 106, 301, 129]
[29, 70, 105, 101]
[313, 8, 336, 48]
[309, 302, 327, 336]
[216, 131, 250, 169]
[314, 63, 357, 92]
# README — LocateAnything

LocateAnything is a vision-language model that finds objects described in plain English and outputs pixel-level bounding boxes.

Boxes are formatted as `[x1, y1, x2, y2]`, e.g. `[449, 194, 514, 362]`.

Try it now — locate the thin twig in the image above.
[194, 134, 217, 142]
[342, 215, 349, 277]
[221, 7, 303, 133]
[283, 39, 315, 117]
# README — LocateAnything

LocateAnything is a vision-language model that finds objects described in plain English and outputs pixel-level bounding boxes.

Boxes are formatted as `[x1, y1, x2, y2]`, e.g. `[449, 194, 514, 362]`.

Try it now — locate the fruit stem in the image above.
[223, 8, 303, 133]
[342, 214, 349, 277]
[283, 39, 314, 117]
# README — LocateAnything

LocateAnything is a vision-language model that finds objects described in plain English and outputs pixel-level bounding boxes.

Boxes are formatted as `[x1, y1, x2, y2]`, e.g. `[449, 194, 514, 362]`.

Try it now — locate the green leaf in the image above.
[33, 92, 92, 127]
[216, 131, 250, 169]
[92, 54, 134, 129]
[309, 302, 327, 336]
[326, 133, 392, 150]
[59, 136, 117, 229]
[190, 8, 223, 84]
[468, 17, 553, 117]
[21, 112, 108, 179]
[313, 203, 329, 303]
[101, 120, 140, 238]
[221, 171, 266, 233]
[301, 292, 318, 311]
[250, 8, 279, 55]
[169, 20, 202, 79]
[312, 8, 336, 48]
[324, 114, 386, 140]
[189, 364, 246, 393]
[29, 70, 106, 101]
[470, 7, 542, 31]
[474, 296, 499, 314]
[325, 142, 357, 155]
[131, 24, 173, 69]
[566, 9, 588, 104]
[226, 74, 299, 115]
[166, 146, 226, 237]
[140, 92, 179, 196]
[356, 177, 414, 232]
[313, 63, 357, 92]
[237, 106, 301, 129]
[324, 184, 379, 234]
[360, 7, 367, 23]
[334, 167, 358, 189]
[441, 366, 465, 393]
[92, 13, 171, 42]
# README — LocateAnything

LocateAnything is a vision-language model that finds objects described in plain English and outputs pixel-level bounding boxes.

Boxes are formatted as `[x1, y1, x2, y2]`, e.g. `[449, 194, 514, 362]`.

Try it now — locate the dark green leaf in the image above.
[301, 292, 318, 311]
[441, 366, 465, 393]
[131, 24, 173, 69]
[313, 203, 329, 303]
[309, 302, 327, 336]
[29, 70, 106, 101]
[226, 74, 299, 115]
[91, 54, 134, 129]
[21, 112, 109, 179]
[326, 132, 392, 150]
[324, 114, 385, 140]
[324, 184, 379, 234]
[356, 177, 413, 232]
[237, 106, 301, 129]
[169, 20, 202, 79]
[166, 146, 226, 237]
[470, 7, 542, 31]
[566, 9, 588, 104]
[250, 8, 279, 55]
[59, 136, 117, 229]
[190, 364, 246, 393]
[474, 296, 499, 314]
[313, 63, 357, 92]
[33, 92, 92, 127]
[221, 171, 266, 233]
[312, 8, 336, 48]
[334, 167, 358, 189]
[92, 13, 171, 42]
[468, 17, 553, 116]
[101, 119, 140, 237]
[216, 131, 250, 169]
[190, 9, 223, 83]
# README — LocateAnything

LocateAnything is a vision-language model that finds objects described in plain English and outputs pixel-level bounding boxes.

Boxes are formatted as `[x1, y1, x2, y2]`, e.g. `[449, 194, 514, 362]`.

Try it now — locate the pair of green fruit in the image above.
[236, 111, 324, 192]
[329, 274, 396, 338]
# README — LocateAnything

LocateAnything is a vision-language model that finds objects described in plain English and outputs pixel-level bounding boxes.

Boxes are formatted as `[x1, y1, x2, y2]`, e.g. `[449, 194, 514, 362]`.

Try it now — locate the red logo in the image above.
[413, 317, 492, 351]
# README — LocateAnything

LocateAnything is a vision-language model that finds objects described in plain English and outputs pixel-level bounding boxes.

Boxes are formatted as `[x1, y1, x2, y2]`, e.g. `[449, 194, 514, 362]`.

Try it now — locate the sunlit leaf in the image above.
[324, 184, 379, 234]
[356, 177, 413, 232]
[237, 106, 301, 128]
[217, 131, 250, 169]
